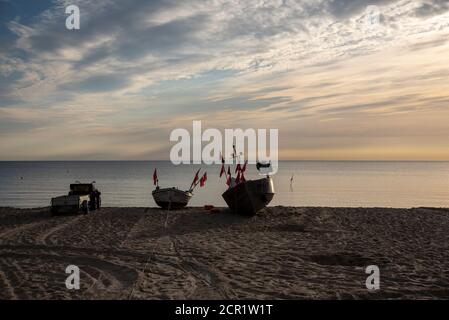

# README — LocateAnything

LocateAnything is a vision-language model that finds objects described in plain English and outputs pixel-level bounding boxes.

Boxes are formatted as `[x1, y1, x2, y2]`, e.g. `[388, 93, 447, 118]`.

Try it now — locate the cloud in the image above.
[114, 14, 209, 60]
[325, 0, 391, 18]
[415, 0, 449, 17]
[1, 0, 449, 160]
[408, 37, 448, 51]
[59, 74, 130, 93]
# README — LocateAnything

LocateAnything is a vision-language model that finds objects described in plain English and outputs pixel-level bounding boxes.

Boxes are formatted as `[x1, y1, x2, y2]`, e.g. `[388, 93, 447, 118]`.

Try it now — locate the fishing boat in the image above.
[152, 187, 192, 209]
[222, 175, 275, 216]
[219, 145, 275, 216]
[151, 168, 207, 210]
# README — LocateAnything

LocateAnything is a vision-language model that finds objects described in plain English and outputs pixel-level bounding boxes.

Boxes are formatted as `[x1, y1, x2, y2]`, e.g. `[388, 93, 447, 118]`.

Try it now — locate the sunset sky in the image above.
[1, 0, 449, 160]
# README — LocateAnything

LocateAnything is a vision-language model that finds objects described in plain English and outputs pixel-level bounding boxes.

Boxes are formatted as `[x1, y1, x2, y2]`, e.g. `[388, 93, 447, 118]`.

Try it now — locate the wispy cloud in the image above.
[1, 0, 449, 160]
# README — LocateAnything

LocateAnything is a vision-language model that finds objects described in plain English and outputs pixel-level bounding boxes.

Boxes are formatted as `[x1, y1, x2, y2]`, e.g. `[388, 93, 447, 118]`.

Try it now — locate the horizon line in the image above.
[1, 159, 449, 162]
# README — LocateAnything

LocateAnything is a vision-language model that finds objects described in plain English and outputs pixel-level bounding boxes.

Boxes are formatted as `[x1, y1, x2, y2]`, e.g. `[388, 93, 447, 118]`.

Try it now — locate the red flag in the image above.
[153, 169, 158, 186]
[220, 164, 225, 178]
[227, 166, 231, 176]
[221, 153, 225, 164]
[192, 169, 200, 185]
[236, 171, 241, 184]
[235, 163, 241, 173]
[200, 172, 207, 187]
[241, 172, 246, 183]
[242, 160, 248, 173]
[226, 175, 231, 186]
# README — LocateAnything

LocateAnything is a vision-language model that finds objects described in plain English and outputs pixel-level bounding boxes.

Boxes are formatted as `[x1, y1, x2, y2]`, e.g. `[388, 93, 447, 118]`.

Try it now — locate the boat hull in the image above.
[152, 188, 192, 209]
[222, 176, 275, 216]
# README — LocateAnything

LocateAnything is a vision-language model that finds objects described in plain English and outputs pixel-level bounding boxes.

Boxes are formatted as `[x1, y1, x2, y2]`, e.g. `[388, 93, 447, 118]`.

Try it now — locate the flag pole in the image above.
[191, 179, 200, 192]
[192, 172, 207, 192]
[153, 169, 159, 188]
[220, 152, 228, 180]
[188, 169, 200, 192]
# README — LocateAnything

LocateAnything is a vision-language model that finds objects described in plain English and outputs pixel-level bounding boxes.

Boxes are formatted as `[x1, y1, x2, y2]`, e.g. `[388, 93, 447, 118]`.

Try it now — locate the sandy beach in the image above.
[1, 206, 449, 300]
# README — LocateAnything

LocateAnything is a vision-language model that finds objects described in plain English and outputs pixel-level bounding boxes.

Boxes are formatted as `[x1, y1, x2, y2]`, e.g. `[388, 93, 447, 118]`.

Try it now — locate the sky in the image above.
[1, 0, 449, 161]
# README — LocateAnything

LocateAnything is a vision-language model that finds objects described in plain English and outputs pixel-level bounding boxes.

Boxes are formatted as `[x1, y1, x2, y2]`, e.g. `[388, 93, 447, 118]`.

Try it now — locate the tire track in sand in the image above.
[35, 216, 83, 246]
[171, 236, 236, 299]
[0, 220, 50, 243]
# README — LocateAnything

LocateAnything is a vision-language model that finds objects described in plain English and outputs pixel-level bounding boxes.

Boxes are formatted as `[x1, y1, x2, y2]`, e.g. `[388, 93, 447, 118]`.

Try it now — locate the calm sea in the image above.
[0, 161, 449, 208]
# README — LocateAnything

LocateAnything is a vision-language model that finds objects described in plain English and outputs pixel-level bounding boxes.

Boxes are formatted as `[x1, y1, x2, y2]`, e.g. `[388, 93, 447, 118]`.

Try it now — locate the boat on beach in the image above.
[152, 187, 192, 209]
[219, 145, 275, 216]
[151, 168, 207, 210]
[222, 175, 275, 216]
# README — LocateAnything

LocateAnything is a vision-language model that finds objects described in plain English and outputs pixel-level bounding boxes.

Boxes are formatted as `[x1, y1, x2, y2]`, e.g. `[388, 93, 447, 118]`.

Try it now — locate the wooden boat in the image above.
[152, 187, 192, 209]
[151, 168, 206, 209]
[222, 176, 275, 216]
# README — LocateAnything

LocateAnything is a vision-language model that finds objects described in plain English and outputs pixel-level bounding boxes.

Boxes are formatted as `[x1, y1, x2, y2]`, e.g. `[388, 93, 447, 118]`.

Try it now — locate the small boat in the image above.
[222, 175, 275, 216]
[152, 187, 192, 209]
[256, 161, 271, 171]
[151, 168, 207, 210]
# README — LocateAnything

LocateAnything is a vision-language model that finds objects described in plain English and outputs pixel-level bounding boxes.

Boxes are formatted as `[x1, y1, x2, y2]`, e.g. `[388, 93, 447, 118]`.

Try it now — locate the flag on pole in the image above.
[235, 163, 241, 173]
[220, 164, 225, 178]
[200, 172, 207, 187]
[221, 153, 225, 164]
[224, 166, 232, 186]
[153, 169, 158, 186]
[226, 174, 231, 186]
[242, 160, 248, 173]
[192, 169, 200, 185]
[236, 171, 241, 184]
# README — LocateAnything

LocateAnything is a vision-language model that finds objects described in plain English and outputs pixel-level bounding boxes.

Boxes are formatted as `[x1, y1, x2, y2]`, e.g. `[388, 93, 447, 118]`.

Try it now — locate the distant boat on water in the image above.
[151, 168, 207, 210]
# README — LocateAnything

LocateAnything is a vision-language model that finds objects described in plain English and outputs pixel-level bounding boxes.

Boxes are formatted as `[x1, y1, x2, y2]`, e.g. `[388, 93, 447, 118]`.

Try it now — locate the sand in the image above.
[1, 206, 449, 300]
